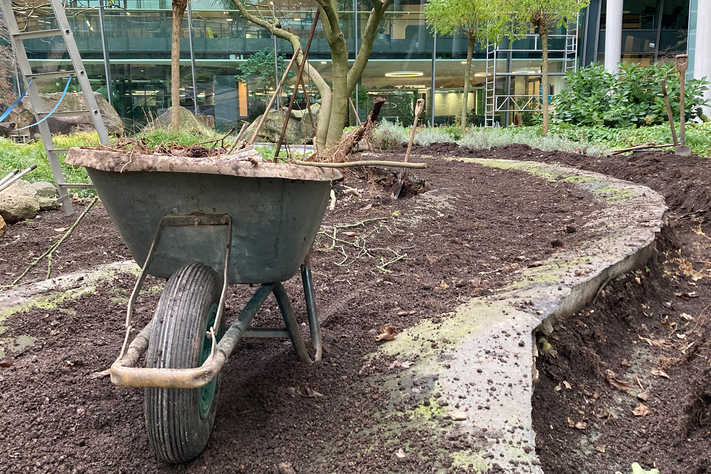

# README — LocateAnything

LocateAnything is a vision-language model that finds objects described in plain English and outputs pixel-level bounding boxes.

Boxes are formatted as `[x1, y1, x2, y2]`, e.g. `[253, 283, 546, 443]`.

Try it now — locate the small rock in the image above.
[31, 182, 59, 210]
[277, 462, 296, 474]
[565, 225, 577, 234]
[0, 179, 40, 222]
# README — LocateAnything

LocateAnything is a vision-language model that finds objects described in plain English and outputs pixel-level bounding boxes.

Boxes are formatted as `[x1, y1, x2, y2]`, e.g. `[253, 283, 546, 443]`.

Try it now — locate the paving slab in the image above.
[368, 158, 666, 473]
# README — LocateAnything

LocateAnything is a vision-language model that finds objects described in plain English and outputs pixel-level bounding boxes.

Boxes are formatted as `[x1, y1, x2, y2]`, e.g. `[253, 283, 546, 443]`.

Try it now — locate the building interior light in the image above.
[474, 72, 486, 77]
[226, 18, 233, 21]
[320, 61, 327, 64]
[384, 71, 423, 78]
[293, 17, 301, 21]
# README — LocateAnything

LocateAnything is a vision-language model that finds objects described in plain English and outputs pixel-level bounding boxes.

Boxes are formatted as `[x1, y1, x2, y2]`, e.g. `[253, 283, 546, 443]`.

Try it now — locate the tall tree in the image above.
[510, 0, 589, 135]
[171, 0, 188, 132]
[231, 0, 391, 151]
[424, 0, 504, 126]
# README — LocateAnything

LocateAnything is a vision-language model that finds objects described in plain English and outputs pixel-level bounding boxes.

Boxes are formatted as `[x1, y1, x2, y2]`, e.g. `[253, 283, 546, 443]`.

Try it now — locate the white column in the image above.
[604, 0, 623, 73]
[694, 0, 711, 116]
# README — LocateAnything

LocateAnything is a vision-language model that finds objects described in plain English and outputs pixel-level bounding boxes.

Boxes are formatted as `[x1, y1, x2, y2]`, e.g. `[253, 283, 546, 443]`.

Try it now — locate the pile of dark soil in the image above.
[0, 152, 608, 473]
[416, 143, 711, 474]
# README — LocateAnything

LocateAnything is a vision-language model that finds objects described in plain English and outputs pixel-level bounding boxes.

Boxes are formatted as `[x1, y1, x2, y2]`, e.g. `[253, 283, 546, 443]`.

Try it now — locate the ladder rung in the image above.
[27, 71, 75, 80]
[39, 110, 92, 118]
[58, 183, 93, 189]
[47, 148, 70, 154]
[12, 29, 63, 40]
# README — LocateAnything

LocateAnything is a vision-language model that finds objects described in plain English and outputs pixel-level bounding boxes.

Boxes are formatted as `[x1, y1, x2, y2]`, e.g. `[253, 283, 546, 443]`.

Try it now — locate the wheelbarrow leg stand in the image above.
[301, 263, 323, 361]
[272, 282, 312, 364]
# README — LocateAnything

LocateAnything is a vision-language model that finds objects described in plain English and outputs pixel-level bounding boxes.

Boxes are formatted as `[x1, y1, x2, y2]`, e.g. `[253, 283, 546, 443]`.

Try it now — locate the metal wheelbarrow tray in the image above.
[66, 147, 340, 463]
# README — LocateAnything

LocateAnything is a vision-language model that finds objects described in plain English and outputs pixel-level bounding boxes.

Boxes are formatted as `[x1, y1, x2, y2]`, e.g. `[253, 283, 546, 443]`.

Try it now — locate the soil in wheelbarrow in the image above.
[0, 145, 685, 473]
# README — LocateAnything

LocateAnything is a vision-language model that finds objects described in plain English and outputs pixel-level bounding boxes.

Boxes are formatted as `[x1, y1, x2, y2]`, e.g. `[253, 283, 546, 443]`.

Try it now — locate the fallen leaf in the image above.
[680, 313, 694, 321]
[662, 301, 674, 309]
[595, 410, 613, 419]
[375, 325, 398, 342]
[447, 411, 467, 421]
[343, 231, 357, 237]
[397, 310, 417, 316]
[0, 361, 12, 368]
[575, 421, 588, 430]
[401, 361, 413, 368]
[304, 386, 325, 398]
[437, 280, 449, 290]
[554, 384, 562, 392]
[563, 381, 572, 389]
[676, 334, 687, 339]
[567, 417, 575, 427]
[674, 291, 698, 298]
[395, 448, 407, 458]
[638, 336, 667, 347]
[651, 368, 670, 379]
[605, 370, 635, 391]
[637, 390, 650, 401]
[661, 316, 677, 329]
[633, 403, 652, 416]
[54, 227, 67, 232]
[620, 359, 631, 368]
[596, 445, 606, 453]
[631, 462, 659, 474]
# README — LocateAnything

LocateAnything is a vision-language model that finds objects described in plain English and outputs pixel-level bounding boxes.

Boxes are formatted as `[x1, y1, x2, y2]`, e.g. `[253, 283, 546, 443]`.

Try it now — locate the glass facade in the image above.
[15, 0, 582, 130]
[592, 0, 689, 66]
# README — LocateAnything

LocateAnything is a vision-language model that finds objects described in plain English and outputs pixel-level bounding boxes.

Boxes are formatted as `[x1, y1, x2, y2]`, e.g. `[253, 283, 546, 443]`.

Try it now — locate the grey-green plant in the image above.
[553, 62, 710, 128]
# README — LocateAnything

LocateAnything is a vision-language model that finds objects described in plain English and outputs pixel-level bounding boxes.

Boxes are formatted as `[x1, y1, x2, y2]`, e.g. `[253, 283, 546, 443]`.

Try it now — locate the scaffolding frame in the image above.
[485, 14, 580, 127]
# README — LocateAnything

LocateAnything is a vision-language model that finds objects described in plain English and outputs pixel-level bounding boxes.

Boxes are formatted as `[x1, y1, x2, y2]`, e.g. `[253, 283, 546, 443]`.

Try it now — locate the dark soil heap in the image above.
[1, 144, 709, 473]
[416, 143, 711, 474]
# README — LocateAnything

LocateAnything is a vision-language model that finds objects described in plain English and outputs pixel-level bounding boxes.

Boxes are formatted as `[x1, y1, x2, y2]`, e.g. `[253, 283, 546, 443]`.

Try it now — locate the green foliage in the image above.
[371, 120, 409, 150]
[134, 128, 218, 149]
[235, 50, 294, 95]
[511, 0, 590, 31]
[0, 132, 101, 196]
[424, 0, 509, 44]
[553, 62, 711, 128]
[549, 121, 711, 156]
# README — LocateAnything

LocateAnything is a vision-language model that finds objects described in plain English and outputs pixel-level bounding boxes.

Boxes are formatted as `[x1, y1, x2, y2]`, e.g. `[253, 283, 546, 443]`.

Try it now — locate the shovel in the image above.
[391, 98, 425, 200]
[675, 54, 691, 157]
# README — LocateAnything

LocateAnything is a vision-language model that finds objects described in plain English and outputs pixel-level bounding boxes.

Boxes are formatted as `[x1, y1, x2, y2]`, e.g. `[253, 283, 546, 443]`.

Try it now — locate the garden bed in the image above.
[0, 145, 706, 472]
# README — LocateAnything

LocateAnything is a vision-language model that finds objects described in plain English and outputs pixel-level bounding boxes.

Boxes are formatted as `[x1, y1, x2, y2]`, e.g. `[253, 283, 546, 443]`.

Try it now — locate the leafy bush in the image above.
[553, 62, 710, 128]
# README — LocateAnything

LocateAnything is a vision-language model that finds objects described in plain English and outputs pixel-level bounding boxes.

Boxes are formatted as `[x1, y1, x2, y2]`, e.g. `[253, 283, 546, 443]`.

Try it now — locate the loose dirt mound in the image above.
[0, 152, 611, 473]
[415, 143, 711, 474]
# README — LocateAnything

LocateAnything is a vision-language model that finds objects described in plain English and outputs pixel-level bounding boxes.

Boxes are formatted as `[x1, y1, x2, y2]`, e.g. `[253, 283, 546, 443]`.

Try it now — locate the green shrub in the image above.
[371, 120, 409, 150]
[553, 62, 710, 128]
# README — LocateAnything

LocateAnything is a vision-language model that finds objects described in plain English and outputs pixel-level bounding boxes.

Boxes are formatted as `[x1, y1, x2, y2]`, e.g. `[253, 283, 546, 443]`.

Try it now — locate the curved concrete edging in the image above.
[372, 158, 667, 473]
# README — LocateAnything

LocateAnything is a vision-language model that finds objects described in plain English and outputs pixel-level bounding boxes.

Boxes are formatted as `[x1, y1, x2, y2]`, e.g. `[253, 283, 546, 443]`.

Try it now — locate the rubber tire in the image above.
[144, 262, 223, 464]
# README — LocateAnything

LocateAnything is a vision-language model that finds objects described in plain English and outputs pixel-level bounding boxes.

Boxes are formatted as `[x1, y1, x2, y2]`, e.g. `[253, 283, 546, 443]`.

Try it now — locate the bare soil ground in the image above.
[416, 143, 711, 474]
[1, 144, 709, 473]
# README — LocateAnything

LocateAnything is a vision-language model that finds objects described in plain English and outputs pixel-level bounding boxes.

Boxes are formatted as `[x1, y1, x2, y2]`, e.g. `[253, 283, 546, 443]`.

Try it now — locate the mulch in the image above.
[0, 143, 709, 473]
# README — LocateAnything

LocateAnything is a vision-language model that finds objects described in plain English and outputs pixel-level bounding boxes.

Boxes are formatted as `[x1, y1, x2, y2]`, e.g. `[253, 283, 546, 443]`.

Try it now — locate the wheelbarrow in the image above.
[66, 148, 341, 463]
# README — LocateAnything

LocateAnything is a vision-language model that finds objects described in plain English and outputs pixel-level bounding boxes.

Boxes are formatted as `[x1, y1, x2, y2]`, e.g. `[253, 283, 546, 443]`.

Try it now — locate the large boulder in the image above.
[0, 179, 40, 223]
[148, 107, 205, 132]
[9, 92, 124, 136]
[31, 181, 59, 210]
[244, 104, 318, 144]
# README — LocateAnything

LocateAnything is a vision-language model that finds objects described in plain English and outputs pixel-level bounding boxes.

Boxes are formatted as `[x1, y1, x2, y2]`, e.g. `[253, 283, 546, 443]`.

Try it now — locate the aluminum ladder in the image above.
[0, 0, 110, 215]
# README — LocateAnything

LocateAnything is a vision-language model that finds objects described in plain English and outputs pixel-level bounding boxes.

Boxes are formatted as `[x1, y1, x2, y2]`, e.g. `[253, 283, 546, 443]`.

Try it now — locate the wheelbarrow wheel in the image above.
[144, 262, 224, 463]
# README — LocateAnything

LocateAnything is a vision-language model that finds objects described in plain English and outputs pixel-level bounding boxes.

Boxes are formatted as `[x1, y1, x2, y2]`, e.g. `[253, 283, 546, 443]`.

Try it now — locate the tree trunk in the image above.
[461, 34, 475, 127]
[171, 0, 187, 132]
[540, 26, 549, 136]
[325, 45, 350, 149]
